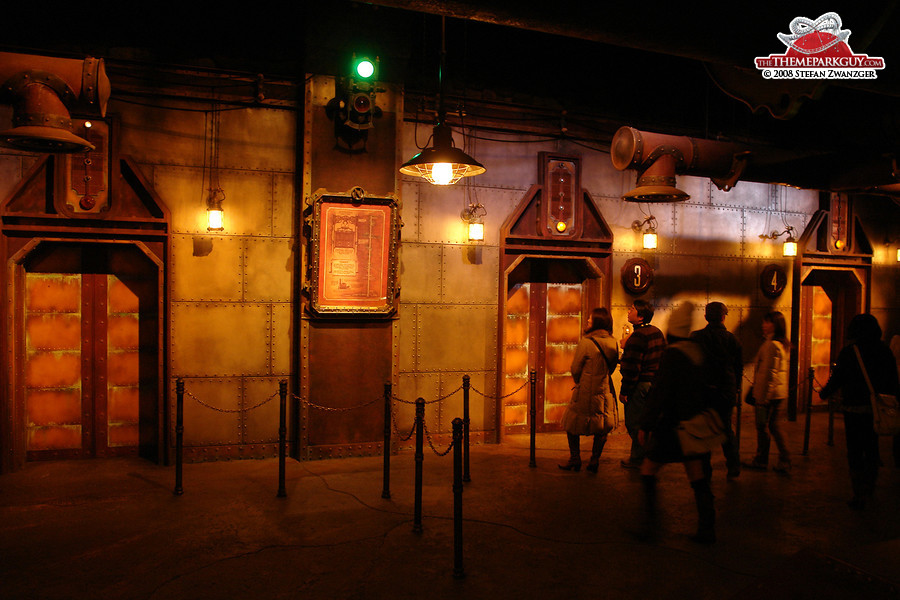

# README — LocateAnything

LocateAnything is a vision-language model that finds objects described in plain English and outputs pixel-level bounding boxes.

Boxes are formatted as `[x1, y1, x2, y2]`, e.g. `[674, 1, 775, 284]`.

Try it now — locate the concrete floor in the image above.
[2, 410, 900, 600]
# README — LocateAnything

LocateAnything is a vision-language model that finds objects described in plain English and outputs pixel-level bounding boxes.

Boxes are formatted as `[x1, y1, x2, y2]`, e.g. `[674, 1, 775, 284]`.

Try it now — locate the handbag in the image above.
[676, 409, 727, 456]
[744, 389, 756, 406]
[853, 345, 900, 436]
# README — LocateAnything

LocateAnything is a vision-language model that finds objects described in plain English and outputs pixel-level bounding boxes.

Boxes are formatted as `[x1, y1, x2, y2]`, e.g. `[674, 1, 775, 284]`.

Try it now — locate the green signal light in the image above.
[355, 58, 375, 79]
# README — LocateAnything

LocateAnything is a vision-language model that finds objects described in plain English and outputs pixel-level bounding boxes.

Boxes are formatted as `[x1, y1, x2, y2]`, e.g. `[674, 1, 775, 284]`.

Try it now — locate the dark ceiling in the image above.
[4, 1, 900, 195]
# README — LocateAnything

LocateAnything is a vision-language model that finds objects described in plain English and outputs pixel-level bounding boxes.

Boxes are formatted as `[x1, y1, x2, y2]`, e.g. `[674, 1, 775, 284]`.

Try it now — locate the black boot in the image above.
[587, 434, 607, 473]
[690, 478, 716, 544]
[559, 434, 581, 471]
[634, 475, 659, 541]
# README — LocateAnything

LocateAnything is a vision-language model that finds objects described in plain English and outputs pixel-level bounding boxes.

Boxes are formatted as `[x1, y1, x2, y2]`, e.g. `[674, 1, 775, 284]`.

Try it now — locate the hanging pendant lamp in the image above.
[399, 17, 485, 185]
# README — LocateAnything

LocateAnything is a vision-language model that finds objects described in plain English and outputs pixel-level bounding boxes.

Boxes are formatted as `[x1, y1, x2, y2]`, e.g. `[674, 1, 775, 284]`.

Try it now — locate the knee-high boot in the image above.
[635, 474, 659, 541]
[690, 478, 716, 544]
[558, 433, 581, 471]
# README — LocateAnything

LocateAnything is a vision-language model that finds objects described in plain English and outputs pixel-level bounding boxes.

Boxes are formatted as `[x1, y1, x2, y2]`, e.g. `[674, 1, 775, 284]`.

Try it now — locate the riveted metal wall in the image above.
[140, 95, 297, 461]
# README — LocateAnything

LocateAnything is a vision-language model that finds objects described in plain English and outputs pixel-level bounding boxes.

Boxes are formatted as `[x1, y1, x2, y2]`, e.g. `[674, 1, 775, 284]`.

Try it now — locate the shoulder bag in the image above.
[853, 345, 900, 436]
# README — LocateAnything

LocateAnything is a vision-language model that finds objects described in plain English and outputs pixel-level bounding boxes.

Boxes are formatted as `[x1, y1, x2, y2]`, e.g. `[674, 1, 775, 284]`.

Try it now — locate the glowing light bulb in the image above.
[783, 239, 798, 257]
[556, 221, 567, 233]
[643, 231, 658, 250]
[356, 59, 375, 79]
[468, 222, 485, 241]
[431, 163, 453, 185]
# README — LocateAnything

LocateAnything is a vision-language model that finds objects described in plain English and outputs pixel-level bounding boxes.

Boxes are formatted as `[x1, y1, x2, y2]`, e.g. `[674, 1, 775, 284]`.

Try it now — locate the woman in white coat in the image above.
[744, 310, 792, 473]
[559, 307, 619, 473]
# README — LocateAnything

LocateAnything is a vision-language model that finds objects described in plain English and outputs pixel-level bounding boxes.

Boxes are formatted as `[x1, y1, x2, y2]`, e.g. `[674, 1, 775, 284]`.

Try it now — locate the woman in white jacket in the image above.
[558, 307, 619, 473]
[744, 311, 792, 473]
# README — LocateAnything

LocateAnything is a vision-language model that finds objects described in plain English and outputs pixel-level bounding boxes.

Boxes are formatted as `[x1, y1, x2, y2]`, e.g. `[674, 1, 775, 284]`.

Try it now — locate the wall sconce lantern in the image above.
[206, 188, 225, 231]
[632, 215, 658, 250]
[399, 16, 485, 186]
[461, 202, 487, 242]
[760, 227, 797, 257]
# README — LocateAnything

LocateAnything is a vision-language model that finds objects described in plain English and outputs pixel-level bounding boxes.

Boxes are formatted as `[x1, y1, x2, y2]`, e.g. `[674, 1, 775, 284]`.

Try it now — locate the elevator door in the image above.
[503, 281, 583, 434]
[22, 243, 159, 461]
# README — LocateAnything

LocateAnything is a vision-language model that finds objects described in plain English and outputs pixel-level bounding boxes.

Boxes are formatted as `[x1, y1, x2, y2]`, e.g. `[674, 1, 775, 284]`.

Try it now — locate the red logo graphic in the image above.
[755, 12, 885, 79]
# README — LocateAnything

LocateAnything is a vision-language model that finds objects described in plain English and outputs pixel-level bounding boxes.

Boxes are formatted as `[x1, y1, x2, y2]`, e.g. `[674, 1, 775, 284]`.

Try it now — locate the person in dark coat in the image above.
[690, 302, 743, 480]
[635, 316, 717, 544]
[820, 314, 900, 510]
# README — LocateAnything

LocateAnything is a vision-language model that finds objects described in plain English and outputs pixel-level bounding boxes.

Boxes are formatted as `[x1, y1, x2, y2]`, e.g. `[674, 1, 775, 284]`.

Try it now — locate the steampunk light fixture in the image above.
[632, 215, 658, 250]
[760, 227, 797, 257]
[400, 17, 485, 186]
[206, 189, 225, 231]
[461, 202, 487, 242]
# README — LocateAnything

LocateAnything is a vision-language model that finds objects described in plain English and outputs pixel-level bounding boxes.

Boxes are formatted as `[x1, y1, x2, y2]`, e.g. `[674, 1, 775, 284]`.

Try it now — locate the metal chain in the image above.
[423, 419, 455, 457]
[390, 406, 417, 442]
[471, 378, 528, 400]
[185, 389, 279, 413]
[392, 394, 441, 405]
[291, 392, 381, 412]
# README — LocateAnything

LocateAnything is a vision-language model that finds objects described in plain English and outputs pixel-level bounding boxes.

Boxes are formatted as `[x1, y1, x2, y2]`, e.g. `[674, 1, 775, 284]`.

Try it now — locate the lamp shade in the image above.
[400, 123, 485, 185]
[642, 231, 658, 250]
[782, 238, 798, 257]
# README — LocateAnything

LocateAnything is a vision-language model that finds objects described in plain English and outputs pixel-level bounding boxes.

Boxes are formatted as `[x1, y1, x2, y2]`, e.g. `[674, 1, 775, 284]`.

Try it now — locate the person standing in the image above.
[636, 335, 717, 543]
[690, 302, 743, 480]
[619, 300, 666, 469]
[820, 315, 900, 509]
[743, 311, 791, 473]
[558, 308, 619, 473]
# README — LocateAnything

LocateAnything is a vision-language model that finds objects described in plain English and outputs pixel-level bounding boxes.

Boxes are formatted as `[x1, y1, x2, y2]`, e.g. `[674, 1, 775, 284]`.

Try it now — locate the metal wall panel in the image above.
[399, 181, 420, 242]
[115, 101, 206, 167]
[272, 173, 295, 238]
[396, 371, 440, 432]
[271, 302, 292, 376]
[171, 303, 270, 376]
[671, 205, 746, 256]
[417, 305, 497, 372]
[171, 235, 243, 302]
[398, 243, 442, 303]
[244, 238, 293, 303]
[442, 245, 499, 305]
[0, 154, 21, 200]
[213, 107, 296, 173]
[176, 377, 242, 446]
[243, 376, 283, 444]
[398, 303, 418, 373]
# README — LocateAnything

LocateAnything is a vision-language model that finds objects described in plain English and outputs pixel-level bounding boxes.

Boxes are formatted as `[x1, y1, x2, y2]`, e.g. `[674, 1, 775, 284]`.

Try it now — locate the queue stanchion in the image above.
[452, 417, 465, 579]
[382, 383, 392, 499]
[277, 380, 287, 498]
[462, 375, 471, 483]
[529, 369, 537, 468]
[802, 368, 813, 456]
[174, 378, 184, 496]
[413, 398, 425, 534]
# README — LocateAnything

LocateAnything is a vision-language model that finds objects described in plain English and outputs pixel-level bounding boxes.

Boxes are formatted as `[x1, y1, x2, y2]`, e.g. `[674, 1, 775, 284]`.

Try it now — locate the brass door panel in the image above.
[21, 244, 157, 461]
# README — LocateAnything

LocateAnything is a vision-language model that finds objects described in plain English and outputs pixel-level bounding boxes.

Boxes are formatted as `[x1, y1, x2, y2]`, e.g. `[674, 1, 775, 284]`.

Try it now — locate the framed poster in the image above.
[307, 188, 400, 317]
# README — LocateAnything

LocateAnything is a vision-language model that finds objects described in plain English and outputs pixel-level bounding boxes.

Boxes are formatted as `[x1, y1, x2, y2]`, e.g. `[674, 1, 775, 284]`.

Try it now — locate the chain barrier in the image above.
[391, 383, 463, 405]
[185, 389, 279, 413]
[292, 392, 381, 413]
[470, 378, 528, 401]
[390, 406, 418, 442]
[423, 420, 455, 457]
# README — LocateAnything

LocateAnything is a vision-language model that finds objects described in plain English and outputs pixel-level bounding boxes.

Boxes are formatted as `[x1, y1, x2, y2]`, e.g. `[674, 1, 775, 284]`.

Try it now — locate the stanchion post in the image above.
[802, 367, 813, 456]
[452, 417, 465, 579]
[462, 374, 471, 483]
[827, 394, 835, 447]
[174, 378, 184, 496]
[413, 398, 425, 534]
[529, 369, 537, 468]
[382, 383, 392, 499]
[277, 380, 287, 498]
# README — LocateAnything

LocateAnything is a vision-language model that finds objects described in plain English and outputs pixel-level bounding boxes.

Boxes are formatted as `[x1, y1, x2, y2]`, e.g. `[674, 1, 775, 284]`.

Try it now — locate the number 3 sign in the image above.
[621, 258, 654, 295]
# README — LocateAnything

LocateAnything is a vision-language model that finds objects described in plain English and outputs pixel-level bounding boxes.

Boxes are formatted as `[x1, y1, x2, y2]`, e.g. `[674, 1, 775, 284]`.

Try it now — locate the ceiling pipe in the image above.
[0, 52, 110, 153]
[610, 126, 750, 202]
